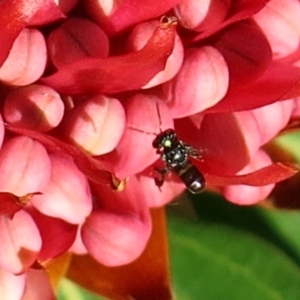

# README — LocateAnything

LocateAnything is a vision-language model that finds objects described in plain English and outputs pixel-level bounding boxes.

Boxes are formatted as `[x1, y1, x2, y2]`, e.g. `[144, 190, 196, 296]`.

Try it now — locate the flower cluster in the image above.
[0, 0, 300, 298]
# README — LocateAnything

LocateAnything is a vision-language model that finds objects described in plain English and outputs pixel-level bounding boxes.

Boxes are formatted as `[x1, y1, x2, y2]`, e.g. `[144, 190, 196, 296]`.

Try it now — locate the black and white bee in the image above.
[152, 128, 205, 194]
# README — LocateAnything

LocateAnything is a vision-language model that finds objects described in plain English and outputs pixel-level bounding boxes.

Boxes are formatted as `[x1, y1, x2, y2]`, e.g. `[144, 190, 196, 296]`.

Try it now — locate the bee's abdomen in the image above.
[178, 163, 205, 194]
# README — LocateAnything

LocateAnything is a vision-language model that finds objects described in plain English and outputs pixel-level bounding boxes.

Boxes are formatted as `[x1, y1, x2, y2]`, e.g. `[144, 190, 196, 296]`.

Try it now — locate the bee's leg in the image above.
[185, 144, 205, 161]
[153, 166, 171, 189]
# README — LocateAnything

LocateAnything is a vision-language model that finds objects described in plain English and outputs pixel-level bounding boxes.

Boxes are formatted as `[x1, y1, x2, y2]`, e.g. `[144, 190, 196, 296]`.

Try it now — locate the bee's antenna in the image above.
[155, 101, 163, 133]
[127, 101, 163, 136]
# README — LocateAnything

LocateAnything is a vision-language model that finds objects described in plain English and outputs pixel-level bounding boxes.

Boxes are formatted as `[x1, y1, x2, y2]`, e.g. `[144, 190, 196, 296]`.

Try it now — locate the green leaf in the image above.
[57, 279, 106, 300]
[275, 131, 300, 162]
[168, 211, 300, 300]
[188, 191, 300, 265]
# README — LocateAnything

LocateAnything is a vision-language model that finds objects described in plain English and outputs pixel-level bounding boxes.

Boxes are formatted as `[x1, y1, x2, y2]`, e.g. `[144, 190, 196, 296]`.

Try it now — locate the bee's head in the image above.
[152, 129, 178, 150]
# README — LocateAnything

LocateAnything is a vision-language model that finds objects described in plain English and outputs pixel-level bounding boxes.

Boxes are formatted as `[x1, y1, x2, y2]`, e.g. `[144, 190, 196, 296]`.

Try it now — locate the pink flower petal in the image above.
[68, 226, 88, 254]
[0, 0, 63, 66]
[221, 150, 275, 205]
[205, 161, 299, 187]
[292, 97, 300, 117]
[208, 61, 300, 112]
[137, 174, 185, 207]
[0, 193, 23, 219]
[0, 136, 51, 197]
[48, 17, 109, 68]
[41, 22, 176, 94]
[6, 126, 112, 185]
[163, 46, 229, 118]
[127, 20, 184, 88]
[203, 100, 294, 164]
[81, 177, 151, 266]
[29, 208, 77, 261]
[174, 0, 231, 31]
[26, 0, 65, 26]
[108, 94, 173, 178]
[254, 0, 300, 59]
[0, 210, 42, 273]
[57, 0, 78, 14]
[189, 0, 270, 42]
[0, 268, 26, 300]
[4, 84, 65, 132]
[234, 100, 294, 155]
[21, 268, 55, 300]
[0, 113, 5, 149]
[64, 94, 125, 155]
[214, 20, 272, 84]
[190, 102, 294, 176]
[31, 154, 92, 224]
[84, 0, 181, 35]
[0, 28, 47, 86]
[208, 62, 300, 113]
[183, 113, 251, 175]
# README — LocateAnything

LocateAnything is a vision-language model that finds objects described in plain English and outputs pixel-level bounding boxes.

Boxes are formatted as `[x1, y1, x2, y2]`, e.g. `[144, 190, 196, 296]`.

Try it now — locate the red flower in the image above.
[0, 0, 300, 298]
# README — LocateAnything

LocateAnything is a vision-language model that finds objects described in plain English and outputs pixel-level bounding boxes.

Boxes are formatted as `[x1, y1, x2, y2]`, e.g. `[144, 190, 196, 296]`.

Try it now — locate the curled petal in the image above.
[0, 210, 42, 273]
[64, 95, 125, 155]
[31, 154, 92, 224]
[48, 17, 109, 68]
[221, 151, 275, 205]
[214, 20, 272, 84]
[127, 20, 184, 88]
[108, 94, 173, 178]
[29, 208, 77, 261]
[0, 268, 26, 300]
[26, 1, 65, 26]
[174, 0, 231, 31]
[4, 84, 65, 132]
[254, 0, 300, 59]
[21, 268, 55, 300]
[84, 0, 181, 35]
[0, 193, 23, 218]
[208, 61, 300, 112]
[215, 100, 295, 161]
[163, 46, 229, 118]
[6, 126, 112, 185]
[0, 28, 47, 86]
[205, 161, 299, 187]
[81, 177, 151, 266]
[186, 112, 250, 175]
[0, 136, 51, 197]
[57, 0, 78, 14]
[41, 23, 176, 94]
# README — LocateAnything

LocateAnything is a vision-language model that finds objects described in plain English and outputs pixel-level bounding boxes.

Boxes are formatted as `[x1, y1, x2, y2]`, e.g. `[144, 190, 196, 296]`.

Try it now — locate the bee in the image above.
[152, 128, 205, 194]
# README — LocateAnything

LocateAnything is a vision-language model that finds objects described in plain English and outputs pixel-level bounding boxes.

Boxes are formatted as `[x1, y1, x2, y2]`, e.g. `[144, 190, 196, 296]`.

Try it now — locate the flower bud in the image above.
[163, 46, 229, 118]
[254, 0, 300, 58]
[4, 84, 64, 132]
[64, 94, 125, 155]
[0, 28, 47, 86]
[0, 210, 42, 273]
[31, 154, 92, 224]
[0, 136, 51, 197]
[174, 0, 231, 31]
